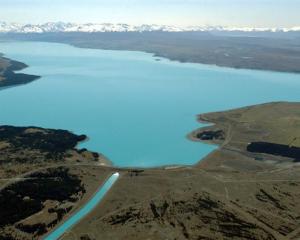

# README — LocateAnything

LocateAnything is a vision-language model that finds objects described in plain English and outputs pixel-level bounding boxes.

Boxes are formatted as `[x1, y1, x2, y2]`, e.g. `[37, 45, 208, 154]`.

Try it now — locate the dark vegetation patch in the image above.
[129, 170, 144, 177]
[0, 125, 86, 153]
[0, 125, 87, 163]
[196, 130, 225, 141]
[247, 142, 300, 162]
[80, 235, 94, 240]
[15, 223, 47, 235]
[0, 167, 84, 230]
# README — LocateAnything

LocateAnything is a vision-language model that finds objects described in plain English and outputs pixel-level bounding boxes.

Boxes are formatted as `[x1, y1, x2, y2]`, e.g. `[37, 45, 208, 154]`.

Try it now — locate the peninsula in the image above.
[0, 56, 40, 88]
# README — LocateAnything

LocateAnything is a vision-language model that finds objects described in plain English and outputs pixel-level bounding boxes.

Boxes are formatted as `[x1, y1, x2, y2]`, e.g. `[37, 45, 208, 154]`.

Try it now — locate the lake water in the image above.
[0, 41, 299, 167]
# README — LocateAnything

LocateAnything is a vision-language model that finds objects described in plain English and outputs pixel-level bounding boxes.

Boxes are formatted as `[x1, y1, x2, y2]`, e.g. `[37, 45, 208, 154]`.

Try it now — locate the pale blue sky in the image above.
[1, 0, 299, 27]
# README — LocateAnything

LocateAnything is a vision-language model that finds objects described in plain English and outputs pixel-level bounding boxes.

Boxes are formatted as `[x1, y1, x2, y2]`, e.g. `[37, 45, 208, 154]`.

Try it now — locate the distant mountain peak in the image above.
[0, 21, 299, 33]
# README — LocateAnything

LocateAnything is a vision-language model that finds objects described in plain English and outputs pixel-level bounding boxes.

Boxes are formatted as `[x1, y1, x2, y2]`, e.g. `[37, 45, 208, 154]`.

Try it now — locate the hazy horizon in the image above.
[1, 0, 300, 28]
[1, 21, 300, 30]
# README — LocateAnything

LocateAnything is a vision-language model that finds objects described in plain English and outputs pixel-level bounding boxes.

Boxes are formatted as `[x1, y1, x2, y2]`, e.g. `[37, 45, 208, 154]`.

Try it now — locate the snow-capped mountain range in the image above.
[0, 21, 299, 33]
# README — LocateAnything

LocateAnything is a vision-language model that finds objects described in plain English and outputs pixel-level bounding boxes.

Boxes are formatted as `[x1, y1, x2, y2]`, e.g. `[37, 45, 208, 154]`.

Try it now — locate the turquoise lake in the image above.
[0, 41, 299, 167]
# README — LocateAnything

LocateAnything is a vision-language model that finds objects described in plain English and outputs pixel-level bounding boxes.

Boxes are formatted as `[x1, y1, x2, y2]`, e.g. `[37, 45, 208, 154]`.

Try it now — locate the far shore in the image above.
[1, 31, 300, 73]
